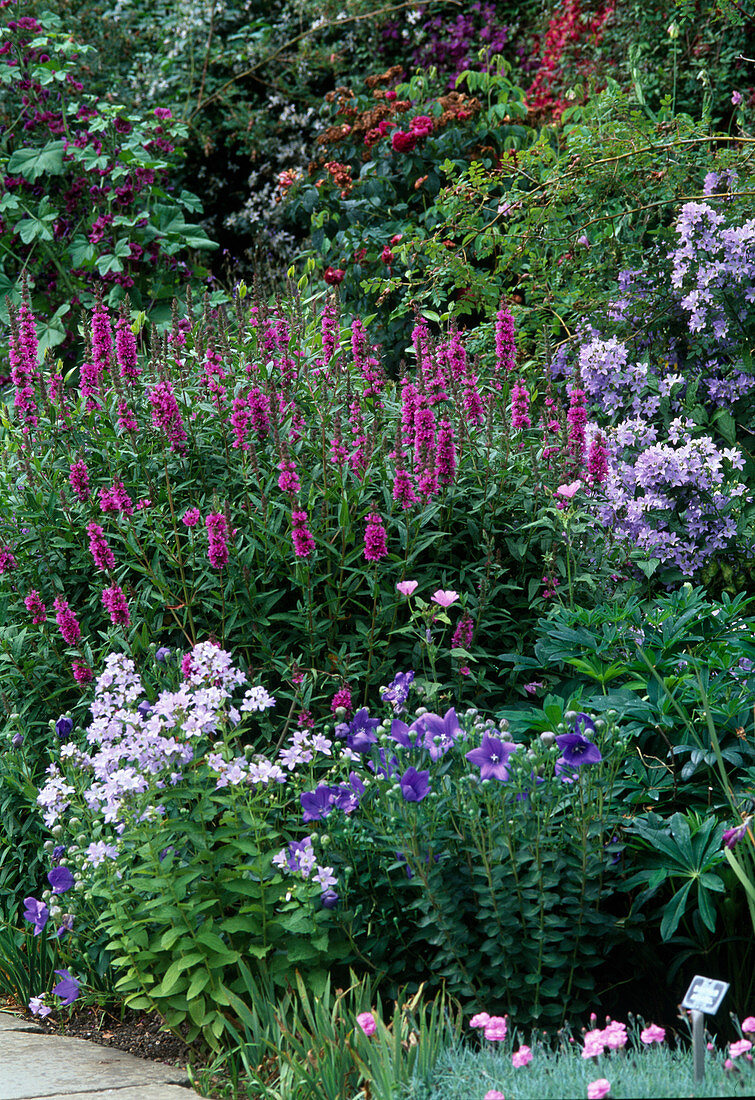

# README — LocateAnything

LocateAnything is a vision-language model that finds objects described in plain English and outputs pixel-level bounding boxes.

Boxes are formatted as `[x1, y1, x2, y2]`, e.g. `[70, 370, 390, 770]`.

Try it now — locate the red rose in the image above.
[380, 246, 395, 264]
[324, 267, 345, 285]
[391, 130, 417, 153]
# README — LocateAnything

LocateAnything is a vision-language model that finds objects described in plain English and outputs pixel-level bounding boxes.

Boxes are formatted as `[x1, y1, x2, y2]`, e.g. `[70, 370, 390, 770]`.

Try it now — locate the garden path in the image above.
[0, 1012, 203, 1100]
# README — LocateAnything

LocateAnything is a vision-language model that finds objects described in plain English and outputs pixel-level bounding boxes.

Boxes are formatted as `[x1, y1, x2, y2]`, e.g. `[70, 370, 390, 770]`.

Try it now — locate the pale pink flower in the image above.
[640, 1024, 665, 1044]
[484, 1092, 506, 1100]
[431, 589, 459, 608]
[356, 1011, 376, 1037]
[730, 1038, 752, 1058]
[587, 1080, 611, 1100]
[396, 580, 419, 597]
[483, 1015, 507, 1041]
[512, 1045, 533, 1067]
[469, 1012, 491, 1029]
[556, 480, 582, 499]
[741, 1016, 755, 1034]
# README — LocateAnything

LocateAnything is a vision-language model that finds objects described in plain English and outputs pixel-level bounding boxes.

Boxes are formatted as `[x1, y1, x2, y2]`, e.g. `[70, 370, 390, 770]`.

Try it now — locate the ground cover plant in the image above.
[2, 1, 755, 1097]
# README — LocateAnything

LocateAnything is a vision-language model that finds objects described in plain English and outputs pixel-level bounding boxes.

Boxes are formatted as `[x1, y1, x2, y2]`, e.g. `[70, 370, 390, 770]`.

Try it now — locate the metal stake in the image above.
[691, 1009, 705, 1083]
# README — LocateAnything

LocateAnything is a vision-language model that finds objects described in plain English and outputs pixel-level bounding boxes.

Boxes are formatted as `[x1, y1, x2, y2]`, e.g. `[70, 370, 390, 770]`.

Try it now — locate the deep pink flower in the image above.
[0, 546, 17, 573]
[391, 129, 417, 153]
[69, 460, 90, 502]
[24, 590, 47, 624]
[101, 584, 130, 626]
[277, 459, 301, 496]
[71, 660, 93, 684]
[511, 379, 531, 430]
[741, 1016, 755, 1034]
[87, 522, 115, 571]
[115, 313, 139, 380]
[148, 379, 187, 452]
[54, 597, 81, 645]
[182, 508, 201, 527]
[357, 1011, 376, 1036]
[451, 613, 473, 650]
[392, 465, 417, 509]
[206, 513, 230, 569]
[324, 266, 345, 285]
[364, 513, 388, 562]
[331, 687, 353, 715]
[436, 418, 457, 485]
[483, 1016, 508, 1041]
[495, 304, 516, 378]
[587, 432, 609, 485]
[292, 510, 315, 558]
[410, 114, 434, 137]
[99, 481, 134, 516]
[469, 1012, 491, 1029]
[381, 245, 395, 264]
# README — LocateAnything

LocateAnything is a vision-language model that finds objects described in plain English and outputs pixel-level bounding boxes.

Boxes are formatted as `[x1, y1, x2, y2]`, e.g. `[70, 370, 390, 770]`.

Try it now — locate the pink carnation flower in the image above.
[741, 1016, 755, 1034]
[483, 1015, 507, 1041]
[640, 1024, 665, 1044]
[469, 1012, 491, 1029]
[484, 1092, 506, 1100]
[730, 1038, 753, 1058]
[512, 1045, 533, 1067]
[587, 1080, 611, 1100]
[356, 1011, 376, 1037]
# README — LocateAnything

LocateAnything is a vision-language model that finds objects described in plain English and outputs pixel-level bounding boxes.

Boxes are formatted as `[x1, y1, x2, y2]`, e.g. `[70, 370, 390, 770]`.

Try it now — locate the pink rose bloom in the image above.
[431, 589, 459, 608]
[741, 1016, 755, 1034]
[640, 1024, 665, 1044]
[556, 480, 582, 499]
[730, 1038, 753, 1058]
[396, 580, 419, 597]
[356, 1011, 376, 1037]
[512, 1045, 533, 1067]
[587, 1080, 611, 1100]
[484, 1092, 506, 1099]
[469, 1012, 491, 1029]
[483, 1015, 507, 1041]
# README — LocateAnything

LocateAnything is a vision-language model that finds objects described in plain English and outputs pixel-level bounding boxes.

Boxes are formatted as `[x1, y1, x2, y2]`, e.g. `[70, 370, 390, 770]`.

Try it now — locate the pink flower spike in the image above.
[431, 589, 459, 608]
[396, 580, 418, 597]
[741, 1016, 755, 1034]
[356, 1011, 376, 1037]
[556, 480, 582, 499]
[587, 1080, 611, 1100]
[640, 1024, 665, 1044]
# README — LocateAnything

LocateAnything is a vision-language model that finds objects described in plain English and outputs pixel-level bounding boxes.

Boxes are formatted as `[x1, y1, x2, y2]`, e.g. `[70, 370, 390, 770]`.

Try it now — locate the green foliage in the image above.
[0, 4, 216, 361]
[325, 706, 635, 1025]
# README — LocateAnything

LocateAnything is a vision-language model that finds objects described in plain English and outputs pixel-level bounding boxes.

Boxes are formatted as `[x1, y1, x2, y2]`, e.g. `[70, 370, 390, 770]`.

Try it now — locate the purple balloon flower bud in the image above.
[155, 646, 172, 663]
[55, 716, 73, 741]
[320, 889, 339, 909]
[399, 766, 430, 802]
[12, 732, 24, 747]
[137, 700, 153, 719]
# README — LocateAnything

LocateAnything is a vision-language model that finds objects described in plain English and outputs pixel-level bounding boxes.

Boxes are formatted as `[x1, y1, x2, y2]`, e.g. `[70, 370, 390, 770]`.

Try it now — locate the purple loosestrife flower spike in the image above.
[53, 598, 81, 646]
[511, 379, 531, 430]
[291, 510, 315, 558]
[101, 585, 130, 626]
[48, 867, 74, 895]
[495, 303, 516, 380]
[206, 513, 230, 569]
[364, 513, 388, 561]
[87, 523, 116, 572]
[466, 733, 517, 781]
[52, 969, 80, 1006]
[24, 590, 47, 624]
[399, 766, 430, 802]
[68, 460, 90, 503]
[23, 897, 49, 935]
[148, 379, 187, 452]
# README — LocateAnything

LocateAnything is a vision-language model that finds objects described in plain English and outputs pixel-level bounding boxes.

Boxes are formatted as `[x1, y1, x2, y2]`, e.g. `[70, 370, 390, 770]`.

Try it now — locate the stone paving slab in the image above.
[0, 1013, 203, 1100]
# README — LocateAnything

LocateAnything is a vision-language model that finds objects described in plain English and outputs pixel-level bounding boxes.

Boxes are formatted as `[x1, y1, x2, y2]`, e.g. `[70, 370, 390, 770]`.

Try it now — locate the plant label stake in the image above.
[682, 975, 730, 1082]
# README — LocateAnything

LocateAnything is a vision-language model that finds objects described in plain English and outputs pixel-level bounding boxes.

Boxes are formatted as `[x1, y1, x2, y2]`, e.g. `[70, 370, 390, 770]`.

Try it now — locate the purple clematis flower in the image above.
[52, 969, 80, 1006]
[415, 707, 463, 761]
[555, 732, 602, 767]
[465, 733, 517, 781]
[23, 897, 49, 935]
[301, 784, 338, 822]
[346, 707, 380, 753]
[399, 766, 430, 802]
[47, 866, 75, 895]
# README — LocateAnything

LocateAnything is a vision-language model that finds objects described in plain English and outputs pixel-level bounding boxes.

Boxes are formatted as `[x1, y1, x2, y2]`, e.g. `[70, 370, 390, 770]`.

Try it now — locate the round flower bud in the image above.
[594, 719, 606, 732]
[540, 731, 556, 746]
[44, 841, 53, 852]
[52, 825, 63, 837]
[564, 710, 577, 723]
[415, 707, 428, 717]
